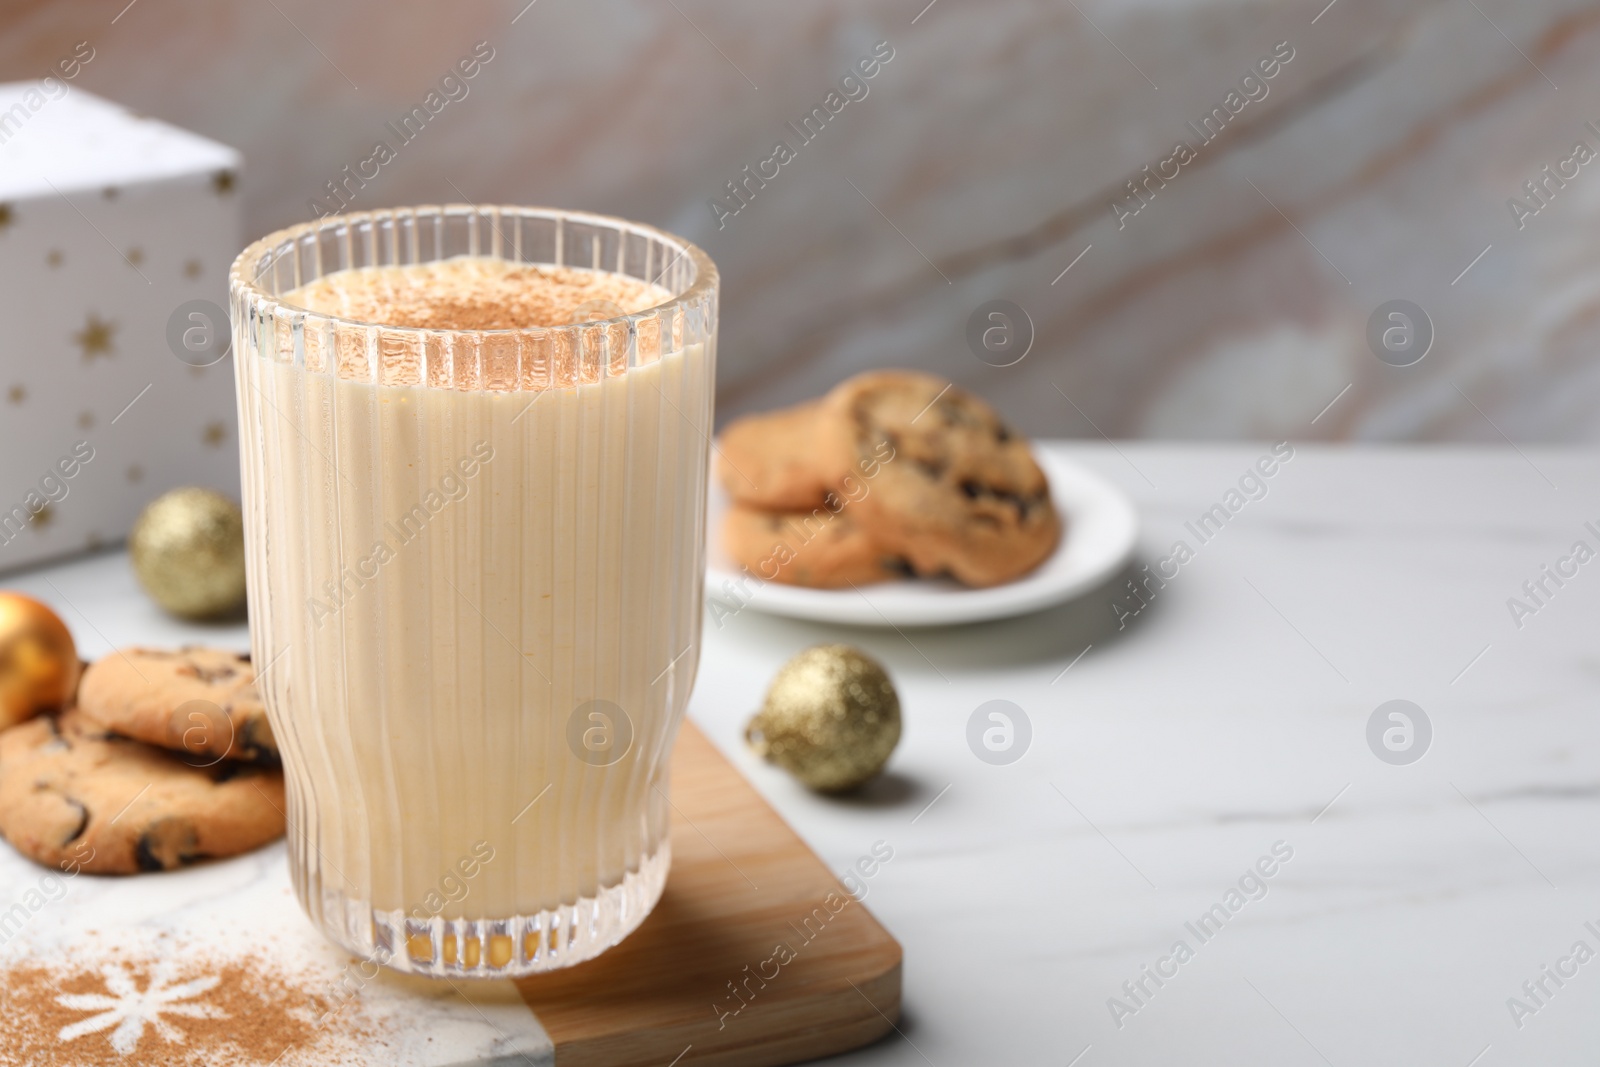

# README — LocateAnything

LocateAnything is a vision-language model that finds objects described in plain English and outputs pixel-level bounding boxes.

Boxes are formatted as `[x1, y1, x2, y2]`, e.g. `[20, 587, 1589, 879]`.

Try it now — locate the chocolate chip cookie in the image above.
[716, 400, 849, 510]
[0, 708, 286, 874]
[723, 502, 905, 588]
[822, 370, 1061, 587]
[78, 647, 276, 764]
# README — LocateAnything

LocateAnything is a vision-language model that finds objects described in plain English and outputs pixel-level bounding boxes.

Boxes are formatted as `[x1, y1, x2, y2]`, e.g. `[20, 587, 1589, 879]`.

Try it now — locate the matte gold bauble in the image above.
[129, 488, 247, 620]
[0, 592, 80, 730]
[746, 645, 901, 793]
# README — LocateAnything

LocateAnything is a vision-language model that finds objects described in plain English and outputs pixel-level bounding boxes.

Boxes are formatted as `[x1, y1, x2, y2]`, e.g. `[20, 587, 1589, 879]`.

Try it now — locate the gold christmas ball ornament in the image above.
[746, 645, 901, 793]
[130, 488, 248, 620]
[0, 592, 80, 730]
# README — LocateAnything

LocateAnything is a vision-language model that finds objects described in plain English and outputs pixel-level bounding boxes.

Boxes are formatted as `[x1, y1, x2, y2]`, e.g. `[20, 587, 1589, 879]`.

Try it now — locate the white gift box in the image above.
[0, 81, 243, 575]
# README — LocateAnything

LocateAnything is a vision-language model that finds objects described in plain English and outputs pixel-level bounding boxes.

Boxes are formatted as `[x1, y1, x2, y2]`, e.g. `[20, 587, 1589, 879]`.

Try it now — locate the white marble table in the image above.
[9, 443, 1600, 1065]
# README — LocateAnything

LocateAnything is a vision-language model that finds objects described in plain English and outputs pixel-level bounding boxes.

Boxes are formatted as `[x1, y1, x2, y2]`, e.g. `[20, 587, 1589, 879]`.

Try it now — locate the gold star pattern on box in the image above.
[74, 315, 116, 361]
[0, 116, 247, 580]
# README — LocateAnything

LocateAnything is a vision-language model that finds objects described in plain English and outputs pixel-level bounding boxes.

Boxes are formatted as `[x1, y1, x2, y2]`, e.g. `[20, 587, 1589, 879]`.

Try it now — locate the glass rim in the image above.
[227, 203, 718, 340]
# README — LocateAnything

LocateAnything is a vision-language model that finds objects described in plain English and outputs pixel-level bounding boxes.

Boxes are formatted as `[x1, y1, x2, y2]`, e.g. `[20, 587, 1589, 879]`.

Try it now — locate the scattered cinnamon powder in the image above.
[0, 949, 376, 1066]
[283, 258, 671, 331]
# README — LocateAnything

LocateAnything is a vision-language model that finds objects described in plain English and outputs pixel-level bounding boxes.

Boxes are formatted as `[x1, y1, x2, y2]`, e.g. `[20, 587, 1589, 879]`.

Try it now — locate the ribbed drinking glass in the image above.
[229, 205, 716, 977]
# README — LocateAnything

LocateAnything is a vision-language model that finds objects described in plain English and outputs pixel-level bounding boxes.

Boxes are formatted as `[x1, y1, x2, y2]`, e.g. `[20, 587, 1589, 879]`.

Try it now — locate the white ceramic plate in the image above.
[705, 445, 1140, 627]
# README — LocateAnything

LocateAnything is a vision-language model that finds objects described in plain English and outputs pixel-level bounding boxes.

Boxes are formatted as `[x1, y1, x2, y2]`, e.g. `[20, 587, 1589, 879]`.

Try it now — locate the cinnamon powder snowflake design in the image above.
[56, 960, 227, 1055]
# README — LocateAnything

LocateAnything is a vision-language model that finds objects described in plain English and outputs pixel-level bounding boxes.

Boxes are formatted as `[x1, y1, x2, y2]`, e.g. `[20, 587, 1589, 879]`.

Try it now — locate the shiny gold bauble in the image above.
[0, 592, 80, 730]
[129, 488, 247, 620]
[746, 644, 901, 792]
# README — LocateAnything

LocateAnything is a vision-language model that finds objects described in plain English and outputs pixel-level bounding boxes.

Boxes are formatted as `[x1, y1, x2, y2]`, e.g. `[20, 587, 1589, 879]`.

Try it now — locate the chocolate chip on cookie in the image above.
[822, 370, 1061, 587]
[78, 647, 277, 764]
[0, 708, 286, 874]
[716, 399, 852, 511]
[723, 502, 906, 588]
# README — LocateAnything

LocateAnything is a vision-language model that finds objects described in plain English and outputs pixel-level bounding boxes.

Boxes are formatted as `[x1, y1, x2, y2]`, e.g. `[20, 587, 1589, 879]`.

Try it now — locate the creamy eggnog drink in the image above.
[229, 207, 716, 976]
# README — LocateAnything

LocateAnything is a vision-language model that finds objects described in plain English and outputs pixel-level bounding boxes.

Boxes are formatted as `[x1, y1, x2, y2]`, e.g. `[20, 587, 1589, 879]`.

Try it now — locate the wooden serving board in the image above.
[519, 722, 904, 1066]
[0, 722, 901, 1067]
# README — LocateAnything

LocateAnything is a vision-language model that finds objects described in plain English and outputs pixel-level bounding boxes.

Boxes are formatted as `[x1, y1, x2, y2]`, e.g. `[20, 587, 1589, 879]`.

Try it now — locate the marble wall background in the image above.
[4, 0, 1600, 442]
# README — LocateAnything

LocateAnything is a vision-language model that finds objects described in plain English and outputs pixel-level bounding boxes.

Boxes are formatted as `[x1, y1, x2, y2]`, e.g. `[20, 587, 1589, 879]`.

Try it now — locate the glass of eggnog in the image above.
[228, 206, 716, 977]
